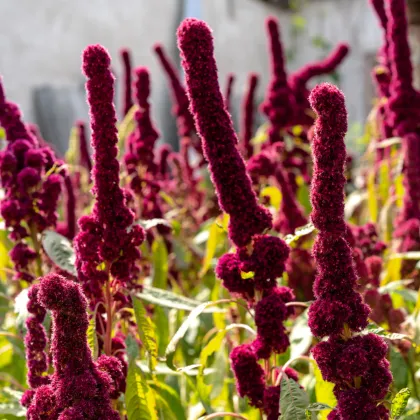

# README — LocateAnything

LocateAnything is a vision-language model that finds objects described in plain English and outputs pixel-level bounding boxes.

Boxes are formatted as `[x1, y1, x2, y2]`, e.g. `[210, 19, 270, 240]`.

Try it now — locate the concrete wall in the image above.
[0, 0, 182, 150]
[0, 0, 386, 150]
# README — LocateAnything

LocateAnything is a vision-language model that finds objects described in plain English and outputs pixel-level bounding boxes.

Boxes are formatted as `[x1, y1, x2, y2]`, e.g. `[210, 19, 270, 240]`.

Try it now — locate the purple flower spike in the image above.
[0, 77, 36, 144]
[224, 73, 235, 113]
[27, 274, 120, 419]
[177, 18, 272, 247]
[240, 73, 259, 159]
[120, 48, 134, 117]
[75, 45, 145, 300]
[154, 43, 196, 137]
[261, 17, 295, 143]
[289, 43, 349, 121]
[230, 343, 265, 408]
[76, 121, 92, 175]
[308, 83, 390, 419]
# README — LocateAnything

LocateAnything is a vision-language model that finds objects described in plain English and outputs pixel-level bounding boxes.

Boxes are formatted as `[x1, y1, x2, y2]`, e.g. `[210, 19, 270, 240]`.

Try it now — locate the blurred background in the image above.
[1, 0, 420, 154]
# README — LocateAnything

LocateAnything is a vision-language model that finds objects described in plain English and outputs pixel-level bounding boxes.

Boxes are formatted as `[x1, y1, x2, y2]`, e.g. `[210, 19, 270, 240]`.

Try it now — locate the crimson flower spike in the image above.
[177, 18, 272, 247]
[308, 84, 391, 419]
[76, 121, 92, 175]
[224, 73, 235, 112]
[261, 17, 295, 144]
[273, 164, 307, 235]
[120, 48, 133, 118]
[387, 0, 420, 222]
[0, 77, 36, 144]
[153, 43, 196, 137]
[240, 73, 259, 159]
[370, 0, 389, 66]
[63, 174, 76, 239]
[289, 43, 349, 118]
[308, 83, 370, 337]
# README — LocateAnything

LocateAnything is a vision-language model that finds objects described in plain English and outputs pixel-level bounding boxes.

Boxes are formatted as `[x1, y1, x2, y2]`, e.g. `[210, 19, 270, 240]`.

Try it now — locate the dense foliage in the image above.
[1, 0, 420, 419]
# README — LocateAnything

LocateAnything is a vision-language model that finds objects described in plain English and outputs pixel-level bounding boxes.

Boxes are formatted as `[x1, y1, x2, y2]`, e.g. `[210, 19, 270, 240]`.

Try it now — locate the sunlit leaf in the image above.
[279, 374, 309, 420]
[165, 300, 231, 370]
[261, 186, 282, 211]
[87, 316, 98, 360]
[313, 360, 336, 420]
[391, 388, 410, 419]
[42, 230, 76, 276]
[134, 286, 225, 313]
[152, 237, 168, 290]
[199, 221, 224, 278]
[125, 360, 158, 420]
[132, 297, 158, 373]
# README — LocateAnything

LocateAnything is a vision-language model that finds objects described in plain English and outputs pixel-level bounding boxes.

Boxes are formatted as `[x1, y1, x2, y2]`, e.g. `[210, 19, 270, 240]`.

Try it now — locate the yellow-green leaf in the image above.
[152, 237, 168, 289]
[314, 360, 336, 420]
[200, 221, 223, 278]
[260, 186, 282, 211]
[125, 360, 158, 420]
[391, 388, 410, 419]
[132, 297, 158, 373]
[87, 316, 98, 360]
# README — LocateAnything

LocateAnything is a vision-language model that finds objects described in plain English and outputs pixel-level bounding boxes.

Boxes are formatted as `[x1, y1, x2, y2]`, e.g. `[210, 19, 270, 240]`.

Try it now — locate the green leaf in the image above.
[290, 310, 313, 359]
[42, 230, 76, 275]
[305, 403, 332, 420]
[391, 388, 411, 419]
[154, 306, 169, 356]
[0, 402, 26, 417]
[390, 348, 409, 390]
[137, 219, 172, 231]
[14, 289, 29, 333]
[87, 316, 98, 360]
[279, 374, 309, 420]
[152, 237, 168, 289]
[314, 360, 336, 420]
[197, 330, 227, 412]
[150, 380, 186, 420]
[284, 223, 316, 246]
[375, 136, 401, 149]
[260, 185, 282, 211]
[200, 221, 223, 278]
[165, 300, 230, 370]
[134, 286, 224, 313]
[365, 324, 409, 341]
[132, 297, 158, 373]
[125, 360, 158, 420]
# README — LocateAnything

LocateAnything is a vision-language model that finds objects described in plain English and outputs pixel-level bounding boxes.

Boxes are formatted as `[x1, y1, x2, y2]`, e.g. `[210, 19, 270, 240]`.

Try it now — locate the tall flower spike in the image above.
[261, 17, 295, 143]
[125, 66, 159, 174]
[25, 284, 50, 389]
[224, 73, 235, 113]
[177, 18, 272, 247]
[75, 44, 144, 301]
[308, 83, 370, 337]
[154, 43, 196, 137]
[308, 84, 390, 419]
[120, 48, 133, 117]
[241, 73, 259, 159]
[77, 120, 92, 175]
[26, 274, 121, 419]
[273, 164, 307, 235]
[370, 0, 389, 66]
[63, 173, 76, 240]
[387, 0, 420, 222]
[289, 43, 349, 121]
[0, 77, 36, 144]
